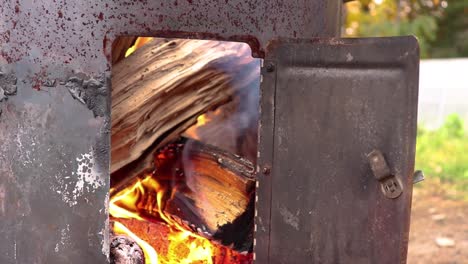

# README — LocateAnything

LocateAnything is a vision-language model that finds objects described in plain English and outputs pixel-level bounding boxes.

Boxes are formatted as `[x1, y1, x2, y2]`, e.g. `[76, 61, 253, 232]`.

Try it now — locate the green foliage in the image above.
[430, 1, 468, 57]
[344, 0, 468, 58]
[416, 114, 468, 190]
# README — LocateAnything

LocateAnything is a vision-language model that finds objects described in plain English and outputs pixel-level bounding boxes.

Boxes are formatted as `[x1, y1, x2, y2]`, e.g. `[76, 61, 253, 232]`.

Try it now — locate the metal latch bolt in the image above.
[413, 170, 425, 184]
[367, 150, 403, 199]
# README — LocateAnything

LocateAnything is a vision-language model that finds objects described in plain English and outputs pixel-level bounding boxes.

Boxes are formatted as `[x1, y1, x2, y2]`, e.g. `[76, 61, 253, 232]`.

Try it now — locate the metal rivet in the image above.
[265, 63, 275, 72]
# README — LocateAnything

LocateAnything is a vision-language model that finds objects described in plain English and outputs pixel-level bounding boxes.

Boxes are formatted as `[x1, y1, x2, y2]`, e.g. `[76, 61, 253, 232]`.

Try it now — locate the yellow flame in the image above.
[125, 37, 153, 57]
[110, 175, 215, 264]
[114, 221, 159, 264]
[197, 114, 209, 126]
[184, 114, 208, 140]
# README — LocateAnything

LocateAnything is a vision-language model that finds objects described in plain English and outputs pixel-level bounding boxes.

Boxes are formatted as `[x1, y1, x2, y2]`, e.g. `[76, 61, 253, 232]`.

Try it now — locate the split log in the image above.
[111, 38, 259, 174]
[111, 137, 255, 251]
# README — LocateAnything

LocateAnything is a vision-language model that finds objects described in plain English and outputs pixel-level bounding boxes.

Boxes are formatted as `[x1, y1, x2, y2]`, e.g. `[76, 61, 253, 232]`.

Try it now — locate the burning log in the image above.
[111, 38, 259, 174]
[110, 37, 258, 263]
[110, 219, 253, 264]
[110, 137, 256, 252]
[160, 138, 255, 251]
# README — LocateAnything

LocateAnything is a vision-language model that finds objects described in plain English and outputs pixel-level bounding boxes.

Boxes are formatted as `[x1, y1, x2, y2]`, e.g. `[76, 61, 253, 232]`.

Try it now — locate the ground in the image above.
[407, 179, 468, 264]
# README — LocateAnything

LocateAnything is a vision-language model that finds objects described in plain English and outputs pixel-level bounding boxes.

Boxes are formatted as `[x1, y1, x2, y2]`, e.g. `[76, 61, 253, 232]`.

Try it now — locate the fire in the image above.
[185, 109, 223, 140]
[125, 37, 153, 57]
[110, 175, 216, 264]
[185, 114, 210, 140]
[114, 221, 159, 264]
[111, 37, 255, 263]
[197, 115, 209, 127]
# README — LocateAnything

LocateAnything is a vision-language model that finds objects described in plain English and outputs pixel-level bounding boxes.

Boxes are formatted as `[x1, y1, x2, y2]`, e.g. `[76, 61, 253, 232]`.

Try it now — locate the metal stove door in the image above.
[255, 37, 419, 264]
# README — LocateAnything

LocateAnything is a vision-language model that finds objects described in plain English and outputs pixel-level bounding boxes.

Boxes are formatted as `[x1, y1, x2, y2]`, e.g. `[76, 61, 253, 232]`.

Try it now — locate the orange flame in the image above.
[185, 108, 223, 140]
[110, 175, 216, 264]
[185, 114, 209, 140]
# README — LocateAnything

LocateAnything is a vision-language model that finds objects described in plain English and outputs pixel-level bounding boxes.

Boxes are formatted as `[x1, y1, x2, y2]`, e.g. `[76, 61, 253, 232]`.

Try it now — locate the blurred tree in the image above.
[431, 1, 468, 57]
[344, 0, 468, 58]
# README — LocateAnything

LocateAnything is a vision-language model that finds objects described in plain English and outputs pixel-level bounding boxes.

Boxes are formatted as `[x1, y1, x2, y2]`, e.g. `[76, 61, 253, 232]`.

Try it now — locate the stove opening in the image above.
[110, 37, 260, 264]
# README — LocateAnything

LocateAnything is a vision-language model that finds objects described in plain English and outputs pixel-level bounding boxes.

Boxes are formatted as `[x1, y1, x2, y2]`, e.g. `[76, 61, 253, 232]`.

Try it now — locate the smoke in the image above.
[180, 40, 260, 233]
[183, 40, 261, 163]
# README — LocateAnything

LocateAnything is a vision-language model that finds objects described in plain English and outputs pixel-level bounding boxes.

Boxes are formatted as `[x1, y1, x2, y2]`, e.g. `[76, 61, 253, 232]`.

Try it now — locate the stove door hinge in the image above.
[260, 59, 276, 84]
[367, 149, 403, 199]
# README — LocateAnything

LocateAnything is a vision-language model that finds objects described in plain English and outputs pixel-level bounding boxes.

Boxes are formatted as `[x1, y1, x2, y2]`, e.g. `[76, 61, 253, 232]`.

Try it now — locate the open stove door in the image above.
[255, 37, 419, 264]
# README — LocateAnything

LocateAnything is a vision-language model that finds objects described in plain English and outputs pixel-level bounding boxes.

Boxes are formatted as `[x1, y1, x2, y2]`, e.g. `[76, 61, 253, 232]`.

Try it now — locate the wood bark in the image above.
[111, 137, 255, 251]
[111, 38, 258, 174]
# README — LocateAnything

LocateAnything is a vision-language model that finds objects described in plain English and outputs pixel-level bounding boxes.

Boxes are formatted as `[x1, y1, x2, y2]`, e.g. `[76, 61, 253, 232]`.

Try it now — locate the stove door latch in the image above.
[367, 149, 403, 199]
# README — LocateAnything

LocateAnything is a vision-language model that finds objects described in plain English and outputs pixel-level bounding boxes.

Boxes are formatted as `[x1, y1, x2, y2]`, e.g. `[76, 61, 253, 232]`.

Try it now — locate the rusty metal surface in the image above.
[256, 37, 419, 263]
[254, 59, 277, 264]
[0, 0, 342, 263]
